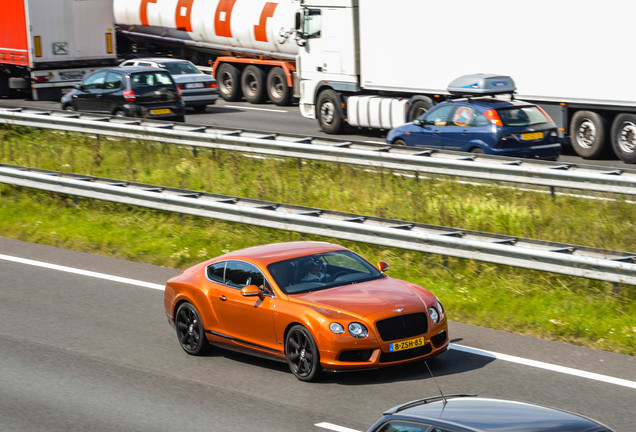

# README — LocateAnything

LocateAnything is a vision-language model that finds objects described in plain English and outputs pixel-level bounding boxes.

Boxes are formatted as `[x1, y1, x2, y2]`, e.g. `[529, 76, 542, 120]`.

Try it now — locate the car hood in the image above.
[291, 277, 434, 318]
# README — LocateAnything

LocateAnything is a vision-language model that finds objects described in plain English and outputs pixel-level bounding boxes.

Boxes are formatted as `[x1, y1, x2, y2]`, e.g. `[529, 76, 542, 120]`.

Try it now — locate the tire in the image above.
[216, 63, 242, 101]
[569, 110, 608, 159]
[114, 110, 126, 118]
[192, 105, 207, 113]
[266, 67, 291, 106]
[285, 325, 321, 382]
[392, 138, 407, 146]
[470, 147, 485, 154]
[241, 65, 266, 104]
[610, 113, 636, 164]
[316, 89, 343, 134]
[407, 96, 434, 122]
[63, 104, 75, 112]
[175, 302, 210, 356]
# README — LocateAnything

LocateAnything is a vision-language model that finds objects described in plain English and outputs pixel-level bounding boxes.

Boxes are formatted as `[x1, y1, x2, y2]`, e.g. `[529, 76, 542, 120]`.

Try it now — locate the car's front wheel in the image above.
[175, 302, 210, 355]
[63, 104, 75, 112]
[285, 325, 321, 382]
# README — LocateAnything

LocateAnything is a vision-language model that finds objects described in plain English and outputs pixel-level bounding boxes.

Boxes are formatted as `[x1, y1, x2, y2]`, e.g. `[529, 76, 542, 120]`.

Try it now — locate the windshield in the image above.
[267, 250, 384, 294]
[160, 61, 201, 75]
[497, 106, 550, 127]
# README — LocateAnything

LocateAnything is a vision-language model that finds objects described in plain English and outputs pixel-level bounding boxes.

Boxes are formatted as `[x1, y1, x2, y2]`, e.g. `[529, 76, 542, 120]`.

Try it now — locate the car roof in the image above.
[383, 396, 610, 432]
[214, 241, 349, 265]
[441, 97, 534, 111]
[125, 57, 192, 64]
[107, 66, 170, 74]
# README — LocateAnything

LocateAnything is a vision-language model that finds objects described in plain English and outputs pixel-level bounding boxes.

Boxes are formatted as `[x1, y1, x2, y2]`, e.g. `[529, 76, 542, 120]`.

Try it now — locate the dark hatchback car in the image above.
[61, 67, 185, 122]
[386, 75, 561, 160]
[367, 395, 614, 432]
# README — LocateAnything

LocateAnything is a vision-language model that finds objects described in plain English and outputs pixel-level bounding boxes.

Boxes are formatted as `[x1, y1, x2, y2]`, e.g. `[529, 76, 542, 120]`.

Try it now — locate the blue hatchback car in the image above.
[386, 75, 561, 160]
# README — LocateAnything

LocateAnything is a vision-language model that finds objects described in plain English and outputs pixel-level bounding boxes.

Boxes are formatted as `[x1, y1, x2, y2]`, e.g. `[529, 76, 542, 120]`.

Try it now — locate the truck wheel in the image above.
[569, 110, 608, 159]
[267, 67, 291, 106]
[241, 65, 266, 104]
[407, 96, 434, 122]
[216, 63, 242, 101]
[317, 89, 343, 134]
[610, 113, 636, 164]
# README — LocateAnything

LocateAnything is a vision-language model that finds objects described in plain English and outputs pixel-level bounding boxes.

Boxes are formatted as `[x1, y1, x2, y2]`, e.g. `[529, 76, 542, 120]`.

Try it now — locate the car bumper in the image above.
[492, 143, 561, 160]
[123, 103, 186, 121]
[319, 325, 449, 371]
[182, 90, 219, 106]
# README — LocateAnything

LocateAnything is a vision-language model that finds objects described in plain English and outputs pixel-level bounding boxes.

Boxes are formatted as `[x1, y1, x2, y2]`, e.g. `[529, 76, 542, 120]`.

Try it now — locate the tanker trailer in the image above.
[113, 0, 301, 105]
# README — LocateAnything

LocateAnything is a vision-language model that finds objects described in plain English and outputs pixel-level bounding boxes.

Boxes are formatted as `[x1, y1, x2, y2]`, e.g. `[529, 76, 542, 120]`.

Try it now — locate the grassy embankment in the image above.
[0, 125, 634, 355]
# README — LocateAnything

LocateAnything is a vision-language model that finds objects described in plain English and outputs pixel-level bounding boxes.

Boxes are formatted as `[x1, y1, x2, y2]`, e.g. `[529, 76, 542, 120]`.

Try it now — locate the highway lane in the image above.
[1, 238, 634, 431]
[0, 96, 633, 170]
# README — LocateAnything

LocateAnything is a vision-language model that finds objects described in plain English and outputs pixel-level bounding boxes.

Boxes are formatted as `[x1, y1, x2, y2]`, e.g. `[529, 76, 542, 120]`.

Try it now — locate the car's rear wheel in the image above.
[266, 67, 291, 106]
[285, 325, 321, 382]
[470, 147, 485, 154]
[610, 113, 636, 164]
[241, 65, 266, 104]
[114, 109, 126, 118]
[63, 104, 75, 112]
[175, 302, 210, 356]
[216, 63, 242, 101]
[569, 110, 608, 159]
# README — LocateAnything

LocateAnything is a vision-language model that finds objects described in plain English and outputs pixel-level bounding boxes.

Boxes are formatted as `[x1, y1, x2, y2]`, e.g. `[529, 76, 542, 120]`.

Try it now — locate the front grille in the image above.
[376, 313, 428, 342]
[338, 349, 374, 362]
[379, 343, 432, 363]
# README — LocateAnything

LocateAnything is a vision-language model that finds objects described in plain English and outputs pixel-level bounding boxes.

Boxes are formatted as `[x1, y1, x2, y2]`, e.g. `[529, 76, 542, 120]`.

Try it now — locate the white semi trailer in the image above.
[114, 0, 636, 163]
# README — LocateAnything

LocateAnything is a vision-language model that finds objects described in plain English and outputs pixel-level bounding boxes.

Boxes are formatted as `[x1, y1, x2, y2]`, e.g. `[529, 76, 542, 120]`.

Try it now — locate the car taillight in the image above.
[536, 106, 554, 123]
[177, 88, 182, 98]
[205, 82, 217, 88]
[177, 85, 185, 92]
[33, 75, 49, 83]
[123, 90, 136, 101]
[484, 109, 503, 126]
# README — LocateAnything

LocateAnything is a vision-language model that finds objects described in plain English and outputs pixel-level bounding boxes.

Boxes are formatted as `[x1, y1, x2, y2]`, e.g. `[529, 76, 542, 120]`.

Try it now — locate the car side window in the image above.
[421, 104, 455, 126]
[104, 72, 123, 90]
[472, 110, 491, 127]
[224, 261, 267, 291]
[374, 421, 430, 432]
[82, 71, 107, 90]
[452, 106, 473, 126]
[207, 262, 226, 283]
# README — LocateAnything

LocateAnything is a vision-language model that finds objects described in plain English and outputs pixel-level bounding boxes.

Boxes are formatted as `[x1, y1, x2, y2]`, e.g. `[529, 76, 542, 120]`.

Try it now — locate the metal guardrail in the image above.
[1, 106, 636, 196]
[1, 163, 634, 286]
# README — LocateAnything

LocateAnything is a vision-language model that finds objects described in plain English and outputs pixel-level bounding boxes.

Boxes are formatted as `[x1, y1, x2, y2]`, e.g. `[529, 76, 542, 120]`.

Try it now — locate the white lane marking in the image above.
[2, 253, 635, 390]
[450, 343, 636, 389]
[314, 422, 361, 432]
[223, 104, 288, 113]
[0, 253, 165, 291]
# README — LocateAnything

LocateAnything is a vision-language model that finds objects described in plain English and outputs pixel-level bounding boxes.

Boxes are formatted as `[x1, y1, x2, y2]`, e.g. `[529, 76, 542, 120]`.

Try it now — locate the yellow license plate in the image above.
[390, 336, 425, 352]
[521, 132, 543, 140]
[150, 108, 171, 115]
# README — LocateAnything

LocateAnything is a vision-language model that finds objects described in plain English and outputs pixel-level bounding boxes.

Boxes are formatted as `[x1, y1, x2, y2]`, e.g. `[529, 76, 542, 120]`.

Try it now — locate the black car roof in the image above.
[383, 396, 610, 432]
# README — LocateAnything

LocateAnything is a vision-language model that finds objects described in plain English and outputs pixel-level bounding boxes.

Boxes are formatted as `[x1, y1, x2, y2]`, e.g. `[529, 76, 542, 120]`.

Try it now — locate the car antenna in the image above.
[425, 361, 447, 406]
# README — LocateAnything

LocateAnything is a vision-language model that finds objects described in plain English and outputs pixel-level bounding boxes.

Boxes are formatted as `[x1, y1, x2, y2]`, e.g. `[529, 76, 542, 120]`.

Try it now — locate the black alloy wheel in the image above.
[285, 325, 321, 382]
[175, 302, 209, 355]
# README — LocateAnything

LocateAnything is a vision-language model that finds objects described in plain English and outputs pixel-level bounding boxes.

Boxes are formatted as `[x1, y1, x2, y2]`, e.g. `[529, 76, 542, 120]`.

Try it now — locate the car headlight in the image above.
[429, 306, 440, 324]
[436, 300, 444, 315]
[348, 322, 368, 338]
[329, 322, 344, 334]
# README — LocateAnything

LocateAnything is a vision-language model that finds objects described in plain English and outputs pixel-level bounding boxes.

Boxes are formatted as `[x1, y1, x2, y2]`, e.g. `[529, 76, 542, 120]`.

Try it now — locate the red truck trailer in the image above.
[0, 0, 118, 100]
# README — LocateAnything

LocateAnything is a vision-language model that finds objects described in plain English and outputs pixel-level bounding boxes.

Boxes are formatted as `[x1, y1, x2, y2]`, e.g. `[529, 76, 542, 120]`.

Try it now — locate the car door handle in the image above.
[462, 130, 470, 134]
[218, 295, 226, 301]
[433, 130, 441, 135]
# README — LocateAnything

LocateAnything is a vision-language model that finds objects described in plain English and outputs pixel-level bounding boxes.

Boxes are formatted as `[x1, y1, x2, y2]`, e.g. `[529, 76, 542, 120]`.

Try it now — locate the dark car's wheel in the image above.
[285, 325, 321, 382]
[175, 302, 210, 356]
[610, 113, 636, 164]
[63, 104, 75, 112]
[266, 67, 291, 106]
[114, 109, 126, 118]
[569, 110, 608, 159]
[216, 63, 242, 101]
[241, 65, 266, 104]
[316, 89, 343, 134]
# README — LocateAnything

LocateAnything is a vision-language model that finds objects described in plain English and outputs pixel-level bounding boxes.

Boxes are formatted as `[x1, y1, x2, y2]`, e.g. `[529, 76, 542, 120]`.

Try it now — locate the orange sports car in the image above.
[164, 241, 449, 381]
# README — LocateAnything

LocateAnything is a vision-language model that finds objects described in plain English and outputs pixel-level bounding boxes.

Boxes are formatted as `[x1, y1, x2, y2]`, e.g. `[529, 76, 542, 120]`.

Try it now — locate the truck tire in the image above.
[317, 89, 343, 134]
[241, 65, 266, 104]
[216, 63, 242, 101]
[610, 113, 636, 164]
[569, 110, 608, 159]
[407, 96, 434, 122]
[267, 67, 291, 106]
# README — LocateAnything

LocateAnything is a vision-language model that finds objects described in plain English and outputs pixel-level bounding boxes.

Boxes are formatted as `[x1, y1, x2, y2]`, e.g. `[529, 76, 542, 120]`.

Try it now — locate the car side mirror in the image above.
[413, 119, 422, 126]
[377, 261, 390, 272]
[74, 84, 83, 90]
[241, 285, 262, 297]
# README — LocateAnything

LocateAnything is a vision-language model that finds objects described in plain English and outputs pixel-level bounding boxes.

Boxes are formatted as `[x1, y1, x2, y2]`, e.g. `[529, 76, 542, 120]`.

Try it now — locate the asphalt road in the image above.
[0, 96, 633, 170]
[1, 238, 634, 431]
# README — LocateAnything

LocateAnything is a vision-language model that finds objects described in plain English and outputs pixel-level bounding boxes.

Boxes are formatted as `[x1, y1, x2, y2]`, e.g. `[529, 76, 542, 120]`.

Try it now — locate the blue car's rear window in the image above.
[497, 106, 550, 127]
